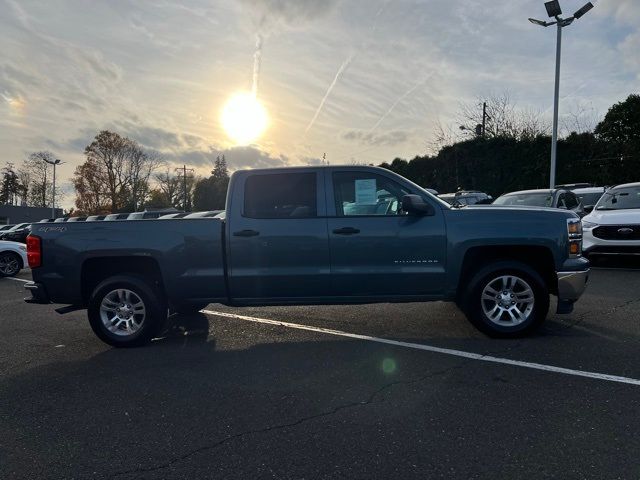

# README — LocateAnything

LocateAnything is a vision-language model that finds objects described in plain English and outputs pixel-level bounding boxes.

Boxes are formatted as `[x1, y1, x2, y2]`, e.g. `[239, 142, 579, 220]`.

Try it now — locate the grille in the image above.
[592, 225, 640, 241]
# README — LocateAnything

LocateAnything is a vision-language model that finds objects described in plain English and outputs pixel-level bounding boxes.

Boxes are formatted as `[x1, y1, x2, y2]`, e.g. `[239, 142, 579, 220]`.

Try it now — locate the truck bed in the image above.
[30, 218, 227, 306]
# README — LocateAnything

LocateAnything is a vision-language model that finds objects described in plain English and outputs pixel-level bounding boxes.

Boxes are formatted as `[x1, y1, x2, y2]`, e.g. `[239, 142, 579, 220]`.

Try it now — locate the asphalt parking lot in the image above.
[1, 261, 640, 479]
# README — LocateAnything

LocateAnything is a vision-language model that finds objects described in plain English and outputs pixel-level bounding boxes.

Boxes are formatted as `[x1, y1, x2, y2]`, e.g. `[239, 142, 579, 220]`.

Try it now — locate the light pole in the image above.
[43, 157, 62, 219]
[529, 1, 594, 188]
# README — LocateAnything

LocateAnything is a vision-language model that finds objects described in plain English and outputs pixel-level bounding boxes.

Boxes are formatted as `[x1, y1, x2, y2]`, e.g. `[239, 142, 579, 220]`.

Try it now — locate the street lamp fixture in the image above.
[528, 1, 594, 188]
[43, 157, 62, 219]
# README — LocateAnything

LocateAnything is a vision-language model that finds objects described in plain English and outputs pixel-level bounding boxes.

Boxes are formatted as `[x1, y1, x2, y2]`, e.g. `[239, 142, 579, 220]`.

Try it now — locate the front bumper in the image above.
[24, 281, 50, 304]
[557, 270, 589, 301]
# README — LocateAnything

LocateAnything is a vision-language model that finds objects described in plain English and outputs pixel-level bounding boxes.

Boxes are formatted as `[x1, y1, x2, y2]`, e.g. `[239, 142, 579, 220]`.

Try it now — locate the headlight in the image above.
[581, 221, 598, 229]
[19, 245, 26, 251]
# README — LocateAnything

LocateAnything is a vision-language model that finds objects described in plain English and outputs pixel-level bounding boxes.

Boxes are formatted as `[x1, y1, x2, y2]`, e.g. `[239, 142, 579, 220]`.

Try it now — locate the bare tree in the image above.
[561, 102, 599, 135]
[126, 147, 164, 211]
[22, 151, 55, 207]
[155, 169, 182, 208]
[457, 93, 548, 141]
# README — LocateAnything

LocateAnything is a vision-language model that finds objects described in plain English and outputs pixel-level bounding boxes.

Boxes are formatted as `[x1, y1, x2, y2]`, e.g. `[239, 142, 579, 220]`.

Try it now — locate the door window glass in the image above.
[565, 193, 579, 209]
[244, 173, 317, 218]
[333, 172, 410, 216]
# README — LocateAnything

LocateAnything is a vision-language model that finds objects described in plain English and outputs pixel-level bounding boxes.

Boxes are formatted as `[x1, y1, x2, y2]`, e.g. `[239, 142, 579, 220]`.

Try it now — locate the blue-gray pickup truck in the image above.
[24, 166, 589, 347]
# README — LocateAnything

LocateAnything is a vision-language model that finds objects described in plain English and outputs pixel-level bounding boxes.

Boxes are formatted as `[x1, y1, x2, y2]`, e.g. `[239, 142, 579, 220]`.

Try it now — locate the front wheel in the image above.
[462, 261, 549, 338]
[0, 251, 22, 277]
[88, 275, 167, 347]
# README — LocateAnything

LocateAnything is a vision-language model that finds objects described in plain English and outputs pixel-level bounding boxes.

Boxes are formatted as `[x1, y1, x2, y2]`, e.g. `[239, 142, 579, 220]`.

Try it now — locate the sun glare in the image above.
[221, 92, 268, 145]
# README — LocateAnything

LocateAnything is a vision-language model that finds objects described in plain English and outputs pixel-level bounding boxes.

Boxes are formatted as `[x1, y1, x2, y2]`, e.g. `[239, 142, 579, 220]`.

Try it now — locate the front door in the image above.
[327, 170, 446, 298]
[227, 170, 330, 301]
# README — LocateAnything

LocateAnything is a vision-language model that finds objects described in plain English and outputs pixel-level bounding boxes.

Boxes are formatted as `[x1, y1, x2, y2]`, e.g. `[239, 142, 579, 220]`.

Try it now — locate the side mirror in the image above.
[584, 204, 594, 214]
[402, 194, 434, 216]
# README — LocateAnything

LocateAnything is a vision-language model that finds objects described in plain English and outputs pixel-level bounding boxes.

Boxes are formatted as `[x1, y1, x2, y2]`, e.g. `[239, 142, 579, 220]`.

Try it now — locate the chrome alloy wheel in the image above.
[99, 289, 146, 336]
[481, 275, 535, 326]
[0, 252, 20, 276]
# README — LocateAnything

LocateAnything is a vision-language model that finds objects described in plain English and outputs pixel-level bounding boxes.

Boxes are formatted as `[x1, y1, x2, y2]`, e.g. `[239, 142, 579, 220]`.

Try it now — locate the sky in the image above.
[1, 0, 639, 208]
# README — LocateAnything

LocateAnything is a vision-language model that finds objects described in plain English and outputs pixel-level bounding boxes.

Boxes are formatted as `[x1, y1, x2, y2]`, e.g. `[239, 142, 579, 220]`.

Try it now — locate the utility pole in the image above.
[482, 102, 488, 136]
[175, 165, 194, 212]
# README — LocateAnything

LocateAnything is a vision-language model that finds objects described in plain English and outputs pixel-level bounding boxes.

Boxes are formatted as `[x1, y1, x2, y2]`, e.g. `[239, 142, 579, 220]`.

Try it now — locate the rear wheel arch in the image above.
[81, 256, 165, 304]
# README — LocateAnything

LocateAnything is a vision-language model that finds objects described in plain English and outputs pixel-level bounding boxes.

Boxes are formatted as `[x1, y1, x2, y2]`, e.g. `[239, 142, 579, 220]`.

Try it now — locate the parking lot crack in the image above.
[559, 296, 640, 332]
[109, 359, 470, 479]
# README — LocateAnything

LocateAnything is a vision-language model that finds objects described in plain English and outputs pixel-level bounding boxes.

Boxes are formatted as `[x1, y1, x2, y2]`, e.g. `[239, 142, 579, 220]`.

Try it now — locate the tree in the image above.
[22, 151, 55, 207]
[72, 158, 110, 215]
[84, 131, 130, 211]
[456, 93, 548, 141]
[212, 155, 228, 179]
[595, 94, 640, 145]
[77, 130, 163, 213]
[0, 163, 23, 205]
[155, 170, 182, 208]
[145, 188, 172, 209]
[193, 155, 229, 211]
[126, 148, 163, 211]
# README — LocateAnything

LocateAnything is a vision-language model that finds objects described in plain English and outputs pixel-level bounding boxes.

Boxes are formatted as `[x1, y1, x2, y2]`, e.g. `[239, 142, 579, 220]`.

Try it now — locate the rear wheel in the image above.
[88, 275, 167, 347]
[462, 261, 549, 338]
[0, 251, 22, 277]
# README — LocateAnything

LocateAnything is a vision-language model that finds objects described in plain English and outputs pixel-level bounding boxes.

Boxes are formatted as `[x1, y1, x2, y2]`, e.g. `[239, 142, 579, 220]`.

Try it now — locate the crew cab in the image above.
[24, 166, 589, 347]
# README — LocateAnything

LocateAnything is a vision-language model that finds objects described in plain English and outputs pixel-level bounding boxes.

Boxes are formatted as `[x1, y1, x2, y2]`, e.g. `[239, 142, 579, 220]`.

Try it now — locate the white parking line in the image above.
[4, 277, 30, 283]
[202, 309, 640, 387]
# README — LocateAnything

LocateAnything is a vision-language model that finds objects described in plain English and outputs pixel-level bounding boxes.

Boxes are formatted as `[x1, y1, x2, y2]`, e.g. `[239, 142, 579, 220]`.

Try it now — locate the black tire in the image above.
[172, 303, 209, 315]
[0, 251, 22, 277]
[461, 260, 549, 338]
[87, 275, 167, 348]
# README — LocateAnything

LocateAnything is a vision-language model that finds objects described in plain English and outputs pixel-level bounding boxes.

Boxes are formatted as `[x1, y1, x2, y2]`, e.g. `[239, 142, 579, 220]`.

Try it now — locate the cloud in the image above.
[341, 130, 410, 147]
[158, 145, 289, 172]
[240, 0, 339, 32]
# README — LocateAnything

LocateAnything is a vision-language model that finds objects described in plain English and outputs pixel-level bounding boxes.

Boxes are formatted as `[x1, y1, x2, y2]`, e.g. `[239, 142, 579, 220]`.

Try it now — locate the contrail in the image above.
[304, 53, 355, 134]
[367, 78, 426, 134]
[252, 34, 263, 98]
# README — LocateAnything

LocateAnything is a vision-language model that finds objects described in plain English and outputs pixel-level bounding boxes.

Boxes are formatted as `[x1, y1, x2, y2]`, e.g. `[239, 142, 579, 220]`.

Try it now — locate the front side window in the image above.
[244, 173, 317, 218]
[333, 172, 410, 216]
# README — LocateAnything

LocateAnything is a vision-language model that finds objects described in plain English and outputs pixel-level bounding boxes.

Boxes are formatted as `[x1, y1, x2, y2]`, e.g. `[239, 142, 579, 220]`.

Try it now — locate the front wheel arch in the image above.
[460, 260, 550, 338]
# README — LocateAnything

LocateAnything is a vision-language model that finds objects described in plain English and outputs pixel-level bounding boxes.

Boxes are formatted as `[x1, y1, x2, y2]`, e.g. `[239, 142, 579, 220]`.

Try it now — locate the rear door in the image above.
[227, 170, 330, 301]
[326, 169, 447, 298]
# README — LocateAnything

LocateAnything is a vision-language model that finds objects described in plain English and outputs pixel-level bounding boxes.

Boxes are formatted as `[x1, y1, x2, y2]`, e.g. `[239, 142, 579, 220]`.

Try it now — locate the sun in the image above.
[221, 92, 268, 145]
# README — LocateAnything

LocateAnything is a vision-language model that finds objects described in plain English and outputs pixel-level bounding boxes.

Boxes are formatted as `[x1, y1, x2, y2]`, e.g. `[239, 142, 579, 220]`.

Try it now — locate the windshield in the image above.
[576, 192, 603, 207]
[493, 193, 553, 207]
[596, 187, 640, 210]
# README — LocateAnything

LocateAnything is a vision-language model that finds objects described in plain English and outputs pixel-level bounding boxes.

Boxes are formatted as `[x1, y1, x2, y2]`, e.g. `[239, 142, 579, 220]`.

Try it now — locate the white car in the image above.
[0, 240, 28, 277]
[582, 182, 640, 257]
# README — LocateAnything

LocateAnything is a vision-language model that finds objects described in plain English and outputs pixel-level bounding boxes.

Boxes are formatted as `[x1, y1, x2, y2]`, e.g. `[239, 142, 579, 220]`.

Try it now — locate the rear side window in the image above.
[244, 173, 317, 218]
